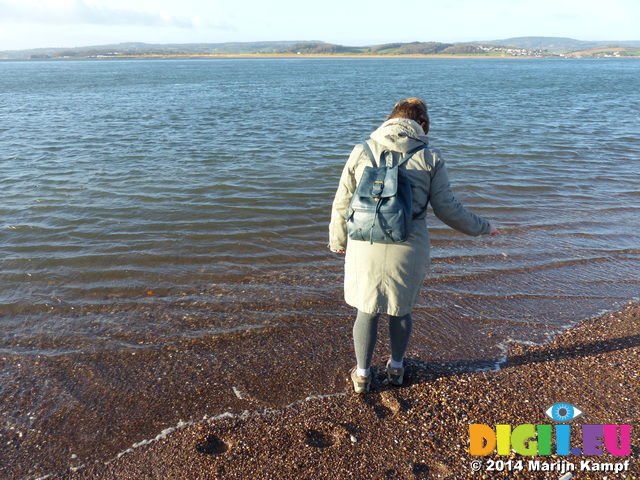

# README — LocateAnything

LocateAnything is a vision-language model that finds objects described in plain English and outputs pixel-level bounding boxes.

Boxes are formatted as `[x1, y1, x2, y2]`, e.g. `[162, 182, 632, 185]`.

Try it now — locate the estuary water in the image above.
[1, 57, 639, 478]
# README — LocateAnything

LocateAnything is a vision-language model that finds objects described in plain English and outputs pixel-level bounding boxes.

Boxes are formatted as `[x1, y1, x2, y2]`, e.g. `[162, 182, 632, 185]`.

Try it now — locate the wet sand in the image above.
[63, 301, 639, 480]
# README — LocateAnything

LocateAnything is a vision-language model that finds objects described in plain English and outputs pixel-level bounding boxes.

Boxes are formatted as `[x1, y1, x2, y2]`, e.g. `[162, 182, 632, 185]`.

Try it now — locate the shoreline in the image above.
[65, 301, 640, 480]
[102, 53, 523, 59]
[11, 53, 545, 61]
[10, 52, 640, 62]
[13, 53, 640, 62]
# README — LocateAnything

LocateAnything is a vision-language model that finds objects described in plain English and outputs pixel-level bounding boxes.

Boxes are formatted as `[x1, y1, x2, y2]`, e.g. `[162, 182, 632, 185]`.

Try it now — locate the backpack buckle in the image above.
[371, 180, 384, 196]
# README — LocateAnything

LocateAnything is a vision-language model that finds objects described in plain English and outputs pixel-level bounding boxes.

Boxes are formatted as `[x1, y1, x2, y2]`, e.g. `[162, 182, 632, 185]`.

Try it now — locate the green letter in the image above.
[537, 424, 552, 456]
[511, 424, 537, 455]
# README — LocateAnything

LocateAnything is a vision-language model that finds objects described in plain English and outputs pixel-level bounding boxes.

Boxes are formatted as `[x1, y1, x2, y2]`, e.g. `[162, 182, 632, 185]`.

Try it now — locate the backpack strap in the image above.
[361, 140, 378, 167]
[400, 143, 429, 167]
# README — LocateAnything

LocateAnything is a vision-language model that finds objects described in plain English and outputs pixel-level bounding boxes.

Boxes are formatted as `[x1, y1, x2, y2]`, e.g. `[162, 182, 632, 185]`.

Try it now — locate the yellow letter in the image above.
[496, 424, 512, 455]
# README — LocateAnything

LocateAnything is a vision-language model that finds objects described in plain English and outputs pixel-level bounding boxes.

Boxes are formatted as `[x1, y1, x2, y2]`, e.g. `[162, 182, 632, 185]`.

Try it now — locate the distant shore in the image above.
[67, 301, 640, 480]
[108, 53, 527, 59]
[15, 52, 640, 61]
[15, 53, 531, 60]
[6, 37, 640, 61]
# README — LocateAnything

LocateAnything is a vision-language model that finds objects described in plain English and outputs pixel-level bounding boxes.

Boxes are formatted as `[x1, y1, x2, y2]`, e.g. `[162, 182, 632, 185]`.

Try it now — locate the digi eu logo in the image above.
[469, 403, 631, 456]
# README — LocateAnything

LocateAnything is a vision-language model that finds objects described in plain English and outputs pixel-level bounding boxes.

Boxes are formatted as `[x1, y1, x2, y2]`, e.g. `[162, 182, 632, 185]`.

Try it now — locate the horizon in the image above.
[1, 0, 639, 52]
[4, 36, 640, 53]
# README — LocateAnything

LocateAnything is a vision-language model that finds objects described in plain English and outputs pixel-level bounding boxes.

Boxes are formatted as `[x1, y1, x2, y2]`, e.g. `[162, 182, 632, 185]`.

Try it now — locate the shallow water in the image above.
[1, 57, 639, 478]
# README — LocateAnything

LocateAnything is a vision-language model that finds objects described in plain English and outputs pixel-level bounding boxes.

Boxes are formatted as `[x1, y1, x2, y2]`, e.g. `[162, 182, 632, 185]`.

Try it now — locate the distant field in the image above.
[567, 47, 640, 57]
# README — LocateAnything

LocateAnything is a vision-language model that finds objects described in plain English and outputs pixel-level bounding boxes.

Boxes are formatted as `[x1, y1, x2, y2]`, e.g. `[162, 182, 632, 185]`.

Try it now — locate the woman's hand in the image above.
[489, 222, 501, 236]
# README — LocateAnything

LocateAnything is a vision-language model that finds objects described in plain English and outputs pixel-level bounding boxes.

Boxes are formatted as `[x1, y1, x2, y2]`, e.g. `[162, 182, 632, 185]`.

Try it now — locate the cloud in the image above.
[0, 0, 232, 29]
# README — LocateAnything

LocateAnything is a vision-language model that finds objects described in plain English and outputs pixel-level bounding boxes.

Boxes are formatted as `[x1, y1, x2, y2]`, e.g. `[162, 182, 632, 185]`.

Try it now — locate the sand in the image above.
[62, 301, 640, 480]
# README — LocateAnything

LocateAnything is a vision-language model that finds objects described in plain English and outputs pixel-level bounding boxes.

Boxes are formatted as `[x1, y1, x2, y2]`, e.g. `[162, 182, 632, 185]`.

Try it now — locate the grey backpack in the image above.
[346, 141, 426, 244]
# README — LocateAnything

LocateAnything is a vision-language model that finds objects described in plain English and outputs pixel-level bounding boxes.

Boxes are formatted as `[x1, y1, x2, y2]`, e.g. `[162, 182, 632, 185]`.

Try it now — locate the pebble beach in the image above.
[63, 302, 639, 480]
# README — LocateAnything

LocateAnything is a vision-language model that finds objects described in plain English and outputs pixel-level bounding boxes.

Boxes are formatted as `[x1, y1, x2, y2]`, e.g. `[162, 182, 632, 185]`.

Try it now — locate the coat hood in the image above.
[369, 118, 429, 153]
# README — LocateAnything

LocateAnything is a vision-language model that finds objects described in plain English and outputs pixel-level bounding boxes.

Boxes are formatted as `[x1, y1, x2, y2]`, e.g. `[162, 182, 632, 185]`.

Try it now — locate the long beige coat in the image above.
[329, 118, 491, 316]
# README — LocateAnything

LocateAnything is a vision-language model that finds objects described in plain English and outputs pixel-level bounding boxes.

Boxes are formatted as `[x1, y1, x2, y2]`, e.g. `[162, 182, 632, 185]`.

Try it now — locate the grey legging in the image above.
[353, 310, 413, 370]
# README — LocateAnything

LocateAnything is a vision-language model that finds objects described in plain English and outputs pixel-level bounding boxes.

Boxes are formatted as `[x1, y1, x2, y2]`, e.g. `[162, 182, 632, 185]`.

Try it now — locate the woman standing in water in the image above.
[329, 98, 500, 393]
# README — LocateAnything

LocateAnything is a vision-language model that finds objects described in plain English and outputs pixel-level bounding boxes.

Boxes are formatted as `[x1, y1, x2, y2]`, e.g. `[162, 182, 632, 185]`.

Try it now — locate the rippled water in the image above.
[2, 59, 639, 309]
[1, 58, 639, 478]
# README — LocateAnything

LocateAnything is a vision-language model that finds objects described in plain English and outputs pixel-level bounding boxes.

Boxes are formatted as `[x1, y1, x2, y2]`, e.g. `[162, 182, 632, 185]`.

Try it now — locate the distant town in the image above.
[3, 37, 640, 60]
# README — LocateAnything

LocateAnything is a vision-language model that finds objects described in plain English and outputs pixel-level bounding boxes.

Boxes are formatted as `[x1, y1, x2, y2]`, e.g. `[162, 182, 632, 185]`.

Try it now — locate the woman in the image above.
[329, 98, 499, 394]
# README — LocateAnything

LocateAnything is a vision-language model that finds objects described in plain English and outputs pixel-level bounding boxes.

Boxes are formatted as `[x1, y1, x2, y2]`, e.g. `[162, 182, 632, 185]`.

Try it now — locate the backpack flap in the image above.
[357, 165, 398, 199]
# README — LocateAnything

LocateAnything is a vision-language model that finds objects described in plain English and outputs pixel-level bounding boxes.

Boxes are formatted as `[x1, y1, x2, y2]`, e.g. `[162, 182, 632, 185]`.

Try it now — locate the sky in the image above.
[0, 0, 638, 51]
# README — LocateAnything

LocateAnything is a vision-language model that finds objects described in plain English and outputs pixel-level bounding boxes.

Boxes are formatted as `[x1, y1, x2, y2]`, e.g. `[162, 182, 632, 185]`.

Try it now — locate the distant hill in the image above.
[0, 41, 301, 59]
[281, 41, 456, 55]
[280, 41, 507, 56]
[485, 36, 640, 52]
[2, 38, 639, 60]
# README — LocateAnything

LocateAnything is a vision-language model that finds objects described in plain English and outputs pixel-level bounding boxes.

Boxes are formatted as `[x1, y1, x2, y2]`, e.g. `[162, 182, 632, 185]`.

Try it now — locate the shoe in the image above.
[350, 367, 371, 394]
[386, 359, 404, 386]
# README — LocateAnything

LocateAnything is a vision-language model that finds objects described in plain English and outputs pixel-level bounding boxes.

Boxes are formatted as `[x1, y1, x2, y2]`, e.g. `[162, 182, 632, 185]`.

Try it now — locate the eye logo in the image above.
[545, 403, 583, 422]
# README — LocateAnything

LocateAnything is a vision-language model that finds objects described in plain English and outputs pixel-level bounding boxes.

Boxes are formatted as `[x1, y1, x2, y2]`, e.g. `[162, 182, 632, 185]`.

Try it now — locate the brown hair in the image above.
[386, 97, 430, 133]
